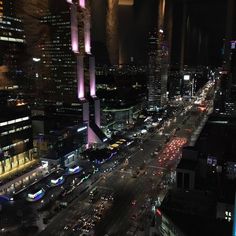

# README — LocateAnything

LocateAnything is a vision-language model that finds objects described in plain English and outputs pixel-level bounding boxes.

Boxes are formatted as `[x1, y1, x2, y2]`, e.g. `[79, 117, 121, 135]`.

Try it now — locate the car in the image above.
[82, 226, 90, 233]
[108, 193, 114, 201]
[94, 213, 102, 220]
[131, 200, 137, 206]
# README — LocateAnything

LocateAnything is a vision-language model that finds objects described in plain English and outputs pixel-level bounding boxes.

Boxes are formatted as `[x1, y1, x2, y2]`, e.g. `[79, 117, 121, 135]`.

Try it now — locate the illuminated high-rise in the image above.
[147, 0, 170, 111]
[147, 31, 161, 110]
[231, 41, 236, 84]
[40, 9, 76, 102]
[0, 1, 34, 177]
[0, 91, 34, 176]
[66, 0, 106, 144]
[147, 30, 168, 111]
[0, 0, 25, 86]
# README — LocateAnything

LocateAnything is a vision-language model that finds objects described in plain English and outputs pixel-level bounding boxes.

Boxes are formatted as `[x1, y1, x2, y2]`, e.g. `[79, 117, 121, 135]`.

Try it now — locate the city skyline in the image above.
[0, 1, 235, 236]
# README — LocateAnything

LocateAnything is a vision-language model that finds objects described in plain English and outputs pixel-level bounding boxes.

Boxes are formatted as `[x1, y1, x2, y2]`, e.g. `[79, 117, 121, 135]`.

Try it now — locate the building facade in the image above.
[147, 30, 168, 111]
[66, 0, 106, 144]
[39, 2, 77, 102]
[0, 0, 25, 87]
[0, 91, 34, 175]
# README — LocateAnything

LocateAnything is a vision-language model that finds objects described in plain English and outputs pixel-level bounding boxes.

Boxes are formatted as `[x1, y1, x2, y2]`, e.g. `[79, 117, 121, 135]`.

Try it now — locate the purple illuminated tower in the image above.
[67, 0, 107, 144]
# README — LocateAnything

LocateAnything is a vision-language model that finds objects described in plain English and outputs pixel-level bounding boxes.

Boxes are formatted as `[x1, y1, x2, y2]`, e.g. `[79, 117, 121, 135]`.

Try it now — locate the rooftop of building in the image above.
[42, 143, 77, 161]
[160, 183, 234, 235]
[160, 203, 232, 236]
[195, 113, 236, 162]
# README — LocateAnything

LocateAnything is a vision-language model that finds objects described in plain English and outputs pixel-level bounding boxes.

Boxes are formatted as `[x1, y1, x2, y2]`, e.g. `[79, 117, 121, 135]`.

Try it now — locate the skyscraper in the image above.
[230, 41, 236, 85]
[0, 0, 26, 87]
[147, 32, 161, 111]
[67, 0, 106, 144]
[147, 30, 168, 111]
[39, 1, 77, 102]
[0, 91, 34, 175]
[224, 0, 235, 70]
[40, 11, 76, 102]
[0, 1, 34, 176]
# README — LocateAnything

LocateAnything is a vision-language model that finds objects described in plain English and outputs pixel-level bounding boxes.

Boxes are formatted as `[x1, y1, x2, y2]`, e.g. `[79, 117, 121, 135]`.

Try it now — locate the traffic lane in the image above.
[46, 146, 174, 236]
[110, 174, 161, 235]
[94, 176, 135, 235]
[38, 178, 99, 236]
[95, 169, 160, 235]
[127, 137, 161, 165]
[40, 167, 121, 235]
[39, 148, 145, 235]
[38, 103, 206, 234]
[39, 194, 93, 236]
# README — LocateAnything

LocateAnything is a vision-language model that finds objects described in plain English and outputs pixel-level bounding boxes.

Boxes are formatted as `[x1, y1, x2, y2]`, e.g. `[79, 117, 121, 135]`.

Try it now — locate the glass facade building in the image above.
[147, 30, 168, 111]
[40, 10, 78, 102]
[0, 91, 34, 175]
[0, 0, 25, 86]
[0, 1, 34, 176]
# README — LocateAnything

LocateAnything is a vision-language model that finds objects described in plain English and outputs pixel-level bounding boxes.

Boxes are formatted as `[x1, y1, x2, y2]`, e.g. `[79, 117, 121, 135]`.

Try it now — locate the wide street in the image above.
[39, 81, 214, 236]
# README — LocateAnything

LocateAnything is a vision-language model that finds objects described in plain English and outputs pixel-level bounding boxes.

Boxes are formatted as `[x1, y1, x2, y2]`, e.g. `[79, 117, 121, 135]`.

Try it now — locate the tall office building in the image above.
[0, 1, 34, 176]
[147, 0, 169, 111]
[147, 32, 161, 111]
[0, 91, 34, 175]
[39, 1, 77, 102]
[158, 0, 169, 106]
[147, 30, 168, 111]
[0, 0, 25, 87]
[66, 0, 106, 144]
[228, 40, 236, 101]
[230, 41, 236, 85]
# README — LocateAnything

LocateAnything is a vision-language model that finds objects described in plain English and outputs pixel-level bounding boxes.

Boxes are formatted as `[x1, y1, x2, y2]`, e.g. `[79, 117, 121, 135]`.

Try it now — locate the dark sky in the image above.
[91, 0, 230, 67]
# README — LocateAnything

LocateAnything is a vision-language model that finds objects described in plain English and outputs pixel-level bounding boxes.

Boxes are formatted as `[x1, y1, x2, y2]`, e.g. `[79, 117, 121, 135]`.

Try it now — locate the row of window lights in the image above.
[0, 116, 29, 127]
[0, 125, 31, 137]
[0, 25, 23, 32]
[0, 16, 22, 22]
[0, 36, 24, 43]
[2, 139, 30, 151]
